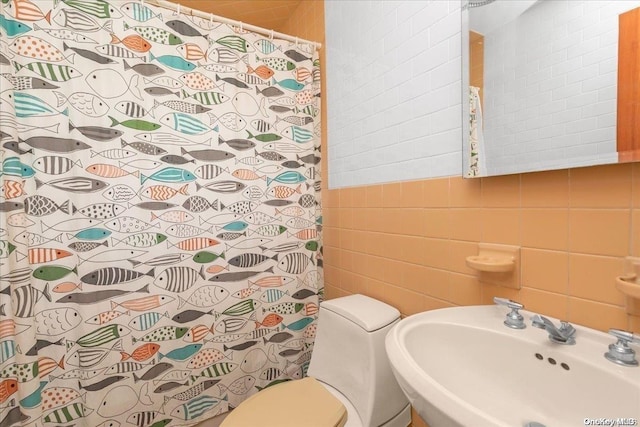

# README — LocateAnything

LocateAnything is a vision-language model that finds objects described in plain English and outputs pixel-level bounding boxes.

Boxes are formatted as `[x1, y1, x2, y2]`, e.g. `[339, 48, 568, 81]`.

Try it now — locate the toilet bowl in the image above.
[221, 294, 411, 427]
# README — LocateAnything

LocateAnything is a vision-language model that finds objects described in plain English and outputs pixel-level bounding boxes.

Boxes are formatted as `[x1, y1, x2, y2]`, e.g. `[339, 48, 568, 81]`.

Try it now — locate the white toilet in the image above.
[221, 294, 412, 427]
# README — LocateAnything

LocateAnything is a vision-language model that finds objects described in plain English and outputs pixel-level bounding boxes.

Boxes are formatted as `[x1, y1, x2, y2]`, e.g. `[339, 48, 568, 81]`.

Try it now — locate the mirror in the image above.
[462, 0, 640, 177]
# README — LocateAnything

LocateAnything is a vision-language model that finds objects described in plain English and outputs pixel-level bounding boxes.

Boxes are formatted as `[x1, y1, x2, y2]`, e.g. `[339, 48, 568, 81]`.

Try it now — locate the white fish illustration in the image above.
[53, 91, 109, 117]
[86, 70, 143, 100]
[232, 93, 267, 117]
[35, 308, 81, 336]
[7, 213, 35, 228]
[97, 384, 152, 417]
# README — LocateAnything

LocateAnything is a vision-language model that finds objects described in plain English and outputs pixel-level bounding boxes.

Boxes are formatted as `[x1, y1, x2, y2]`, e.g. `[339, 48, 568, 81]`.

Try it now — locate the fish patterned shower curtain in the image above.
[0, 1, 322, 426]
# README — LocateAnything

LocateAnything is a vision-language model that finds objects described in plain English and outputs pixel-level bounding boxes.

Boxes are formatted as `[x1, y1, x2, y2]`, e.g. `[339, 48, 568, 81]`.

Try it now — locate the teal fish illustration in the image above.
[1, 157, 35, 178]
[72, 324, 131, 347]
[68, 228, 112, 241]
[149, 52, 195, 71]
[217, 221, 248, 232]
[140, 167, 196, 184]
[109, 116, 161, 131]
[33, 265, 78, 281]
[171, 395, 220, 420]
[121, 2, 162, 22]
[281, 125, 314, 143]
[19, 381, 47, 408]
[160, 112, 217, 135]
[215, 35, 252, 53]
[55, 0, 122, 19]
[133, 326, 188, 343]
[14, 61, 82, 82]
[0, 15, 32, 37]
[266, 171, 306, 186]
[13, 92, 68, 118]
[0, 339, 16, 364]
[124, 22, 182, 45]
[158, 343, 202, 361]
[283, 317, 314, 331]
[272, 77, 305, 91]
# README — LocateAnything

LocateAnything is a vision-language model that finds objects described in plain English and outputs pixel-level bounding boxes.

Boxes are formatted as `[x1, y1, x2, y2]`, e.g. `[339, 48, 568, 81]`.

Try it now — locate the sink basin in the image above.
[385, 305, 640, 427]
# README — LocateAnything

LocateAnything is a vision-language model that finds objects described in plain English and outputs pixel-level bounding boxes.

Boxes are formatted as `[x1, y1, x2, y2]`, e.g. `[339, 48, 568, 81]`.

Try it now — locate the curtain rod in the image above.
[143, 0, 322, 49]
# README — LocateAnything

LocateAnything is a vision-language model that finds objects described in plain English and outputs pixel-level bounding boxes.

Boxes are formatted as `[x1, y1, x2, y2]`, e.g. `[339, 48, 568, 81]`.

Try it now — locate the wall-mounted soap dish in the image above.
[616, 257, 640, 315]
[466, 243, 520, 289]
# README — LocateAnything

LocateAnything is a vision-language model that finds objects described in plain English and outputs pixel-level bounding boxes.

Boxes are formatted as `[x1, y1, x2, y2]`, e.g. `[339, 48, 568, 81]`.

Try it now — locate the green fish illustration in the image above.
[192, 251, 225, 263]
[256, 55, 295, 71]
[246, 130, 281, 143]
[0, 361, 38, 383]
[109, 116, 161, 131]
[124, 22, 182, 45]
[72, 324, 131, 347]
[132, 326, 188, 343]
[43, 402, 93, 423]
[215, 35, 251, 53]
[305, 241, 319, 251]
[14, 62, 81, 82]
[0, 241, 17, 259]
[32, 265, 78, 281]
[214, 299, 259, 319]
[54, 0, 122, 19]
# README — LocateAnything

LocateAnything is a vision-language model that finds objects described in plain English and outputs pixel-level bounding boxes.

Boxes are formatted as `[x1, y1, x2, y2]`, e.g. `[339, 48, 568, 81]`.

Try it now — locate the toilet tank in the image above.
[307, 294, 409, 427]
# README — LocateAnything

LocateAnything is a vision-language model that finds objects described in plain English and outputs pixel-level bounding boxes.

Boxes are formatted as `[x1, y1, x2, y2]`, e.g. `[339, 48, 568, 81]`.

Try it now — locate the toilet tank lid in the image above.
[321, 294, 400, 332]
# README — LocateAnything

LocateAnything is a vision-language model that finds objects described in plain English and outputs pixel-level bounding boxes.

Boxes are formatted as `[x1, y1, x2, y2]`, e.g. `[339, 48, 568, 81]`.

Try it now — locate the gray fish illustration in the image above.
[25, 338, 65, 356]
[281, 160, 304, 169]
[171, 309, 213, 324]
[257, 86, 285, 97]
[24, 196, 73, 216]
[0, 201, 23, 212]
[291, 289, 317, 300]
[124, 60, 164, 77]
[150, 99, 210, 116]
[255, 149, 286, 162]
[269, 105, 295, 113]
[224, 341, 258, 352]
[218, 136, 255, 151]
[1, 74, 59, 90]
[36, 177, 108, 193]
[122, 138, 167, 155]
[154, 266, 205, 293]
[68, 240, 109, 252]
[195, 181, 245, 194]
[216, 232, 246, 241]
[129, 202, 177, 210]
[166, 20, 206, 37]
[0, 407, 30, 427]
[209, 266, 274, 282]
[11, 284, 52, 317]
[165, 379, 219, 403]
[56, 284, 150, 305]
[133, 362, 173, 382]
[144, 87, 181, 97]
[263, 332, 293, 344]
[264, 199, 294, 207]
[77, 203, 126, 219]
[81, 267, 155, 286]
[154, 381, 189, 393]
[96, 44, 145, 60]
[3, 141, 33, 155]
[278, 252, 314, 274]
[180, 147, 234, 162]
[296, 153, 321, 165]
[0, 52, 11, 66]
[106, 360, 155, 375]
[79, 375, 126, 392]
[228, 253, 277, 268]
[284, 49, 312, 62]
[63, 42, 116, 64]
[69, 122, 123, 142]
[298, 194, 317, 208]
[115, 100, 149, 118]
[215, 74, 248, 89]
[159, 154, 194, 165]
[20, 136, 91, 153]
[182, 196, 217, 213]
[129, 253, 190, 268]
[33, 156, 83, 175]
[194, 164, 228, 180]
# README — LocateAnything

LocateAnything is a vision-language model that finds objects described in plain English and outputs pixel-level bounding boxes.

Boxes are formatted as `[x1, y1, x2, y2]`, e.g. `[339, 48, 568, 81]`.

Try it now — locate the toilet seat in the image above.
[220, 377, 348, 427]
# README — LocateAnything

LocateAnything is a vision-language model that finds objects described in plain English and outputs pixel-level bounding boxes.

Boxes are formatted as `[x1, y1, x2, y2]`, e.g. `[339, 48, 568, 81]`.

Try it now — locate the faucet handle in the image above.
[493, 297, 525, 329]
[604, 329, 639, 367]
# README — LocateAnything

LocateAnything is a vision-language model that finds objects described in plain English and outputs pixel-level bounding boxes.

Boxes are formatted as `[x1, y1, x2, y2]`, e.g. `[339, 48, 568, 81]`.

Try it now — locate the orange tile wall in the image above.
[282, 3, 640, 427]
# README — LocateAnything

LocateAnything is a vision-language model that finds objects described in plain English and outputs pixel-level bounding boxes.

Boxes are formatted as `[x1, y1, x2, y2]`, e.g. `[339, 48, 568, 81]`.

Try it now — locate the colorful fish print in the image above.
[149, 51, 195, 71]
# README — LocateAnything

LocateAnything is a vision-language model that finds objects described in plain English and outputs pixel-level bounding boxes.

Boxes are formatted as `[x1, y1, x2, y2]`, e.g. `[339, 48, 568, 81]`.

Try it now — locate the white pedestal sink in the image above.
[385, 305, 640, 427]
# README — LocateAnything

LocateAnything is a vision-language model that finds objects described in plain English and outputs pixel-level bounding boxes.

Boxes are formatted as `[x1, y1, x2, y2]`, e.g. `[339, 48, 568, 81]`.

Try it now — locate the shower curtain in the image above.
[467, 86, 485, 177]
[0, 1, 322, 426]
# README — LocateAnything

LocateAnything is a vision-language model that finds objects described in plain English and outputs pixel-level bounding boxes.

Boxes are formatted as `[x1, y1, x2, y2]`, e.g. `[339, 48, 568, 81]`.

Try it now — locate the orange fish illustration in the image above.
[176, 43, 206, 61]
[289, 228, 318, 240]
[112, 295, 173, 312]
[169, 237, 219, 251]
[232, 169, 265, 181]
[0, 379, 18, 404]
[110, 33, 151, 53]
[305, 302, 318, 316]
[121, 343, 159, 361]
[86, 163, 139, 179]
[295, 90, 315, 106]
[10, 35, 69, 61]
[249, 276, 292, 288]
[231, 285, 258, 299]
[2, 180, 25, 199]
[0, 320, 17, 339]
[7, 0, 51, 23]
[38, 356, 64, 378]
[52, 282, 83, 293]
[141, 184, 188, 201]
[184, 325, 210, 342]
[205, 264, 228, 275]
[293, 67, 311, 82]
[247, 65, 274, 80]
[303, 323, 317, 338]
[267, 184, 301, 199]
[258, 313, 283, 328]
[86, 309, 129, 325]
[28, 247, 73, 264]
[179, 71, 216, 91]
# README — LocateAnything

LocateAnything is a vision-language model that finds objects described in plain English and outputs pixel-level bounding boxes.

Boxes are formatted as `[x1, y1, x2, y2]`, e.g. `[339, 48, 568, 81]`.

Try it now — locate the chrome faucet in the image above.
[493, 297, 525, 329]
[604, 329, 639, 367]
[531, 314, 576, 345]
